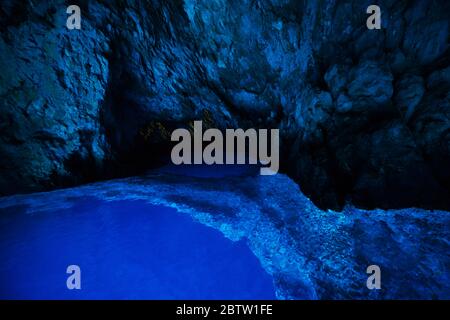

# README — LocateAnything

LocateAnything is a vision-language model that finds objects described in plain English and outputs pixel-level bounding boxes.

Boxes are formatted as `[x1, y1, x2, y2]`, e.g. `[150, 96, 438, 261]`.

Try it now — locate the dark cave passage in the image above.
[0, 0, 449, 212]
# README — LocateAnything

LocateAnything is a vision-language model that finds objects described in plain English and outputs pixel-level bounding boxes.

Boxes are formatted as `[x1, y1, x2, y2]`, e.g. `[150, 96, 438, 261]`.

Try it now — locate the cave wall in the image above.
[0, 0, 449, 211]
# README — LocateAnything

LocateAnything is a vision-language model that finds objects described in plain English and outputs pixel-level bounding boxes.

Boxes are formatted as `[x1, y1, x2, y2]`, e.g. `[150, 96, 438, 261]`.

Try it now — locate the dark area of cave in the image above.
[1, 0, 449, 212]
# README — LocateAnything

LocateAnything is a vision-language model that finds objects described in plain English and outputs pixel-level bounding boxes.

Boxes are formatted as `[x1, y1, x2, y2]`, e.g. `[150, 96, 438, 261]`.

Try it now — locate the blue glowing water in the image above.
[0, 166, 448, 299]
[0, 198, 276, 299]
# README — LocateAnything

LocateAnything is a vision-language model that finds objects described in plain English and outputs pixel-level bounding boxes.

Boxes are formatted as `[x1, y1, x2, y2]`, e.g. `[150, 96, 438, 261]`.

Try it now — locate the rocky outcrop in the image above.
[1, 0, 449, 211]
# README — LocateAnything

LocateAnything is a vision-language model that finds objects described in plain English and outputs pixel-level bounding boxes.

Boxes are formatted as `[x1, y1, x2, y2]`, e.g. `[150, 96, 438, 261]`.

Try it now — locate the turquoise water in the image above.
[0, 166, 448, 299]
[0, 198, 276, 299]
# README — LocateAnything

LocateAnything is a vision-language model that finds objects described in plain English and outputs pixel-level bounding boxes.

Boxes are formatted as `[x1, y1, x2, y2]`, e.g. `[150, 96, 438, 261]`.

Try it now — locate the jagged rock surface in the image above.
[1, 0, 449, 211]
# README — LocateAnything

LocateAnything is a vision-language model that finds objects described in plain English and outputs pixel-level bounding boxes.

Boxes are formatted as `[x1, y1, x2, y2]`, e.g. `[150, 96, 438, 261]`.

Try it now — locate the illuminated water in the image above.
[0, 165, 448, 299]
[0, 198, 276, 299]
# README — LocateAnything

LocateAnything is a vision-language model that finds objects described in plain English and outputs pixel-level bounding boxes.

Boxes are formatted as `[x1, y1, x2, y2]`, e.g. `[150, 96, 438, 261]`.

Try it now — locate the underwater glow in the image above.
[0, 198, 276, 299]
[0, 167, 448, 300]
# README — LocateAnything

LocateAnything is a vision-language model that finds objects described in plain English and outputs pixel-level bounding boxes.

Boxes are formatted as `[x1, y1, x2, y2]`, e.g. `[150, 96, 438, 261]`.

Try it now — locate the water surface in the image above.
[0, 198, 276, 299]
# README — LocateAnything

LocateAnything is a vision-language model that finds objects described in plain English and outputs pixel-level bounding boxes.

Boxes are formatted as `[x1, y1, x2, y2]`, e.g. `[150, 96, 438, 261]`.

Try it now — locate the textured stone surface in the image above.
[0, 0, 449, 211]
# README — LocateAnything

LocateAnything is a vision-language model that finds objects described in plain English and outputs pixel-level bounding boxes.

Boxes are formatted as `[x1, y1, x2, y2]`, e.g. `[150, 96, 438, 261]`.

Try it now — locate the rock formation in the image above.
[1, 0, 449, 211]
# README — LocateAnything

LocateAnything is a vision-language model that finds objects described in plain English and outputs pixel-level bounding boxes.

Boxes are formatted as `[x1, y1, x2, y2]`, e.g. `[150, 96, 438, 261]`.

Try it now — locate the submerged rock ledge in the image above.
[0, 172, 448, 299]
